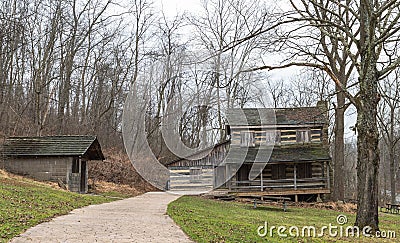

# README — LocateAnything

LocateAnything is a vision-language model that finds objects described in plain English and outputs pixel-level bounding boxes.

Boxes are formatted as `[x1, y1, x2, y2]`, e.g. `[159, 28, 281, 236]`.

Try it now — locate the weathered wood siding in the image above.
[168, 142, 229, 168]
[169, 168, 214, 191]
[2, 157, 72, 182]
[230, 127, 323, 146]
[1, 157, 88, 193]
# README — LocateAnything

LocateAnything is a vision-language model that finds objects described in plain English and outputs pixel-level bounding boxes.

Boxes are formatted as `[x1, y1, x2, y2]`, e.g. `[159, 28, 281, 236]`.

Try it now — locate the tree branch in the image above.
[241, 62, 360, 107]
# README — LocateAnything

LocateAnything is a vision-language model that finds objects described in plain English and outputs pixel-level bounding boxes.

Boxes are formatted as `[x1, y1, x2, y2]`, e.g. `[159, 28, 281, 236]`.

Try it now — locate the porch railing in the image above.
[228, 177, 329, 191]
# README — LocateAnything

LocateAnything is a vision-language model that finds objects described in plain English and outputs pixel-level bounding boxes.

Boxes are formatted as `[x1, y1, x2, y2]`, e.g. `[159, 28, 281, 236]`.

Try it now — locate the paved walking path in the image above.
[11, 192, 193, 243]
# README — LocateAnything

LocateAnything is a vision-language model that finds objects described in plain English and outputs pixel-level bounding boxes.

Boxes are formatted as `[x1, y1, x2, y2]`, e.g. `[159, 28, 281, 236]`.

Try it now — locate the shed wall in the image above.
[2, 157, 72, 183]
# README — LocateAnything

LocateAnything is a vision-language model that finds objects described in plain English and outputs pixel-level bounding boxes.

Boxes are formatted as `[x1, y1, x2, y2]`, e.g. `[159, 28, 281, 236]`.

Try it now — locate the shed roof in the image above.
[1, 135, 104, 160]
[226, 105, 326, 126]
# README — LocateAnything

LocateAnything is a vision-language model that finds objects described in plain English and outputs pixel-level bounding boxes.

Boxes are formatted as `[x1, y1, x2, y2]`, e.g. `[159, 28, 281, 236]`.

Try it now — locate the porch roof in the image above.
[225, 146, 331, 163]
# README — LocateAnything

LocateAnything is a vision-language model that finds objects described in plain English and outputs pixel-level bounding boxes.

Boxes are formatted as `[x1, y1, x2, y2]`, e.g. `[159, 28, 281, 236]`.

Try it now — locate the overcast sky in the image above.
[156, 0, 200, 16]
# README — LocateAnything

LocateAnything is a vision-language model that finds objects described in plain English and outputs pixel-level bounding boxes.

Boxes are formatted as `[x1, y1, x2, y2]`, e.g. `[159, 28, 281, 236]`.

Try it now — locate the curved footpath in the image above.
[11, 192, 193, 243]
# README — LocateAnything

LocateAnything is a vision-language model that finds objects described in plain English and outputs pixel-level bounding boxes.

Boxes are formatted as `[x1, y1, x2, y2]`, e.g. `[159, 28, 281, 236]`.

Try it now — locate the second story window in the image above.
[297, 130, 310, 143]
[240, 131, 255, 147]
[261, 130, 279, 145]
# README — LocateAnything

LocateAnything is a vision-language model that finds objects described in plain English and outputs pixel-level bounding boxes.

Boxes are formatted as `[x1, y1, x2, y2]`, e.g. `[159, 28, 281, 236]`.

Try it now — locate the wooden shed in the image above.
[0, 135, 104, 193]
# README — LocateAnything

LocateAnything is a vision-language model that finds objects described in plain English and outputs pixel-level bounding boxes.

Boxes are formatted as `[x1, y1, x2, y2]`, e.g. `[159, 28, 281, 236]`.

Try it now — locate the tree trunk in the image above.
[333, 90, 345, 201]
[389, 107, 397, 204]
[355, 0, 380, 231]
[382, 147, 388, 202]
[355, 101, 380, 231]
[389, 146, 396, 204]
[355, 59, 380, 231]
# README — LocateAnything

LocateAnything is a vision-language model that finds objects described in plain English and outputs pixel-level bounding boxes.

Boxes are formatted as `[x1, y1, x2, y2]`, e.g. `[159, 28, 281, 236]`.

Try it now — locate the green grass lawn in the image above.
[167, 196, 399, 243]
[0, 174, 117, 242]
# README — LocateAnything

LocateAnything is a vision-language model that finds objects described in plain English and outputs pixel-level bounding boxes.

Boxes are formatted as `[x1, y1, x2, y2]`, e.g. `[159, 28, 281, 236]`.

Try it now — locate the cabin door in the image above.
[236, 164, 251, 187]
[271, 164, 286, 180]
[297, 163, 312, 179]
[80, 160, 87, 192]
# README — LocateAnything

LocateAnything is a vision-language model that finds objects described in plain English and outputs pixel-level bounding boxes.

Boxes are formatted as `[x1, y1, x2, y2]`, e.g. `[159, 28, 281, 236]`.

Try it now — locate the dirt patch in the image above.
[0, 169, 61, 189]
[204, 193, 357, 214]
[1, 169, 144, 197]
[292, 201, 357, 213]
[88, 179, 142, 197]
[0, 169, 9, 178]
[88, 148, 157, 193]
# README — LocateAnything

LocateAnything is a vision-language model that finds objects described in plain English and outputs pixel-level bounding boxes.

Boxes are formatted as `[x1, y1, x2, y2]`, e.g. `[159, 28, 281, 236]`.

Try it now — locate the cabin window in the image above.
[240, 131, 255, 147]
[260, 130, 277, 145]
[275, 131, 281, 143]
[296, 130, 310, 143]
[225, 125, 231, 136]
[72, 158, 79, 173]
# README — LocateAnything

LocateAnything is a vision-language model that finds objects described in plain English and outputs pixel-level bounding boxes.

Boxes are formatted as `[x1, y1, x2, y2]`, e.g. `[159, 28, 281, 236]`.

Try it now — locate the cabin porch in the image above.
[225, 160, 331, 201]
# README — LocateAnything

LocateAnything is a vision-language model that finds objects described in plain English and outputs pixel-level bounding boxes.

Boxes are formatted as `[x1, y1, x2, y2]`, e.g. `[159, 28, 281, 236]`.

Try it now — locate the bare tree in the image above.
[287, 70, 332, 108]
[0, 0, 147, 145]
[189, 0, 270, 140]
[57, 0, 113, 133]
[0, 0, 30, 135]
[276, 1, 357, 202]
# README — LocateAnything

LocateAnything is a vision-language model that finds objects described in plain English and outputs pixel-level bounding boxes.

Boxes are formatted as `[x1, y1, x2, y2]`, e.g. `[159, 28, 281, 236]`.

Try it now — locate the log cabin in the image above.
[167, 101, 331, 201]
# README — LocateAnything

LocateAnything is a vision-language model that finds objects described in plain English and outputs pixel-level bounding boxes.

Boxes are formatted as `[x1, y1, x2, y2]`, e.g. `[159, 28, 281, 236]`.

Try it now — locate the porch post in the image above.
[226, 164, 231, 190]
[260, 169, 263, 192]
[294, 163, 298, 202]
[326, 161, 330, 189]
[294, 164, 297, 190]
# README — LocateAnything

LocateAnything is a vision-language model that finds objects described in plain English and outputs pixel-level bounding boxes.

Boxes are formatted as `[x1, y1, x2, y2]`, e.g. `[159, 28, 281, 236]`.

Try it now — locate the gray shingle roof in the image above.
[226, 106, 326, 126]
[225, 146, 331, 164]
[1, 135, 104, 160]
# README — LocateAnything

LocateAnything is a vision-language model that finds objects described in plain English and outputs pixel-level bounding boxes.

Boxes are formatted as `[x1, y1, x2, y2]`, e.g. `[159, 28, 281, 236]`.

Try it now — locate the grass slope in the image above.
[0, 171, 116, 242]
[168, 196, 399, 243]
